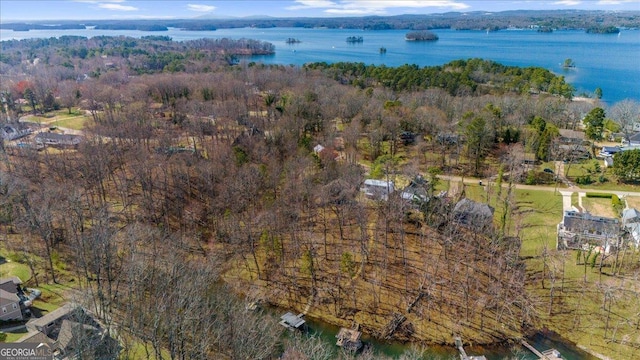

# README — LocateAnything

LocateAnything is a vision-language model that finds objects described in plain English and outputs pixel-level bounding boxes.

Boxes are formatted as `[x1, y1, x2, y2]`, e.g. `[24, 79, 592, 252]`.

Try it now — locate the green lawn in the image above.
[581, 197, 618, 218]
[0, 329, 28, 343]
[513, 189, 563, 257]
[50, 115, 90, 130]
[0, 261, 32, 282]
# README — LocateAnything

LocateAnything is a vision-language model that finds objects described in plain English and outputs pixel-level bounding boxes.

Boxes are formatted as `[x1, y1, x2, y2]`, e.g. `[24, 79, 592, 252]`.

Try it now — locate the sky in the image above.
[1, 0, 639, 21]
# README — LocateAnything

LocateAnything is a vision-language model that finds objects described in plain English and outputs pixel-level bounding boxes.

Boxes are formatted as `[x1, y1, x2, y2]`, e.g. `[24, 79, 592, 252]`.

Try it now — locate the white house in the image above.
[361, 179, 394, 201]
[622, 208, 640, 247]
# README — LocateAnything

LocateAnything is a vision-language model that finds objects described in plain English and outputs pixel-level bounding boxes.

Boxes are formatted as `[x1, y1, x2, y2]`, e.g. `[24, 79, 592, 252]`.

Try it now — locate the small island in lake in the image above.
[586, 26, 619, 34]
[563, 58, 576, 69]
[286, 38, 301, 44]
[346, 36, 363, 43]
[405, 30, 439, 41]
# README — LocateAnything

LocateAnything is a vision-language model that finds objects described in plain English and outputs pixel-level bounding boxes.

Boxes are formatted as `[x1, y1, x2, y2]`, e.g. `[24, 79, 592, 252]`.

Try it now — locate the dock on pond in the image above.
[454, 336, 487, 360]
[279, 312, 306, 331]
[521, 340, 563, 360]
[336, 327, 363, 352]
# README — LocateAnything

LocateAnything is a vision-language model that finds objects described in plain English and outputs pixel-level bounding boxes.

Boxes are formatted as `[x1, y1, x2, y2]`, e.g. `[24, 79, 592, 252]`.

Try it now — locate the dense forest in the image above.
[1, 34, 639, 360]
[1, 10, 639, 32]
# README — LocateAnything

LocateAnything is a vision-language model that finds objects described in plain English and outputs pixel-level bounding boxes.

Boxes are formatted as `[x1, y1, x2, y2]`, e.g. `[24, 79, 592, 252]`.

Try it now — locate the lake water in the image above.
[2, 27, 639, 105]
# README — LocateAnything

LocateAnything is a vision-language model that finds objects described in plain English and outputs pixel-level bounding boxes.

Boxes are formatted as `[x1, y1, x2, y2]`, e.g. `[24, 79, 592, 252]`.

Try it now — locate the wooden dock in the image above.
[521, 340, 562, 360]
[336, 327, 363, 352]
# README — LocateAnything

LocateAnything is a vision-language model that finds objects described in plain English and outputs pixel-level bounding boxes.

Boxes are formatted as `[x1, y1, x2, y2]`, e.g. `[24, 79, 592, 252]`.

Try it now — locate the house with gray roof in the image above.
[361, 179, 395, 201]
[622, 208, 640, 225]
[34, 132, 83, 149]
[622, 208, 640, 247]
[0, 123, 32, 141]
[0, 277, 24, 321]
[452, 198, 495, 232]
[626, 132, 640, 146]
[0, 288, 22, 321]
[21, 304, 119, 359]
[557, 211, 620, 252]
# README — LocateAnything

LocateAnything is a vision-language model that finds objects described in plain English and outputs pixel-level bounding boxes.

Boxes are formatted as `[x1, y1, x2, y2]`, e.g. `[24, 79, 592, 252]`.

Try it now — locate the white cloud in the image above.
[72, 0, 125, 3]
[98, 3, 138, 11]
[187, 4, 217, 12]
[287, 1, 339, 10]
[597, 0, 639, 4]
[288, 0, 470, 15]
[553, 0, 582, 5]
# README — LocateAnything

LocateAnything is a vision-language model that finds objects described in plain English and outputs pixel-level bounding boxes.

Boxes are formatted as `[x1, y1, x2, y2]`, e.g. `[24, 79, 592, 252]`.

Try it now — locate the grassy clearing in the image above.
[0, 261, 32, 281]
[565, 159, 599, 178]
[118, 334, 171, 359]
[50, 115, 90, 130]
[582, 197, 618, 218]
[514, 189, 563, 257]
[0, 329, 28, 343]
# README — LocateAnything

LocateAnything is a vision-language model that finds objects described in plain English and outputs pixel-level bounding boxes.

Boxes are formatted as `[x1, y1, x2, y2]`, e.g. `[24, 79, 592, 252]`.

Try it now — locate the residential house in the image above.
[553, 129, 590, 161]
[34, 133, 83, 149]
[558, 129, 586, 145]
[602, 144, 640, 167]
[0, 277, 23, 321]
[0, 276, 22, 293]
[622, 208, 640, 224]
[313, 143, 340, 161]
[400, 176, 429, 204]
[21, 304, 119, 359]
[599, 146, 621, 158]
[557, 211, 620, 251]
[0, 289, 22, 321]
[0, 123, 32, 141]
[452, 198, 495, 232]
[625, 132, 640, 146]
[361, 179, 395, 201]
[622, 208, 640, 247]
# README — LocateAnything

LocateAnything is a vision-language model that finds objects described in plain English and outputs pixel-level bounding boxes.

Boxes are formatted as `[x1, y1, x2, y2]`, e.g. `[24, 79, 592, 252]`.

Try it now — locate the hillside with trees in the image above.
[1, 10, 638, 32]
[1, 35, 639, 359]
